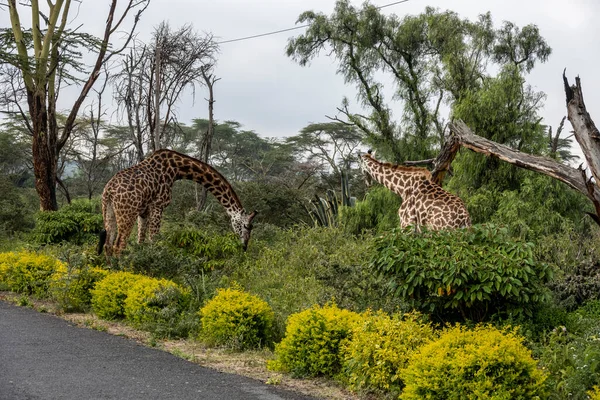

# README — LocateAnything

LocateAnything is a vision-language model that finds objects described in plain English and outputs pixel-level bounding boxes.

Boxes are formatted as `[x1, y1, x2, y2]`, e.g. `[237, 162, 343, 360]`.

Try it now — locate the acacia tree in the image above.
[287, 1, 550, 163]
[113, 22, 218, 161]
[286, 122, 362, 176]
[2, 0, 149, 211]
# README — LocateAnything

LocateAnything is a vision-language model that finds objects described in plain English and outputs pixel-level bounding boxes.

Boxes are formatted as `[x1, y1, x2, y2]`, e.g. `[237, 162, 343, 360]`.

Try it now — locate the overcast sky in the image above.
[4, 0, 600, 158]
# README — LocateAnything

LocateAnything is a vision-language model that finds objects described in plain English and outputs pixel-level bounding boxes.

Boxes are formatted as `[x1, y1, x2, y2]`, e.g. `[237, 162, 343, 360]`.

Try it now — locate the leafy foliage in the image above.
[123, 276, 191, 337]
[339, 185, 402, 235]
[537, 318, 600, 400]
[199, 288, 275, 350]
[342, 311, 436, 396]
[400, 325, 548, 400]
[0, 251, 62, 297]
[164, 227, 241, 270]
[548, 260, 600, 311]
[33, 199, 103, 244]
[269, 303, 361, 378]
[230, 227, 381, 337]
[371, 224, 553, 321]
[0, 176, 35, 235]
[90, 272, 142, 320]
[50, 262, 109, 312]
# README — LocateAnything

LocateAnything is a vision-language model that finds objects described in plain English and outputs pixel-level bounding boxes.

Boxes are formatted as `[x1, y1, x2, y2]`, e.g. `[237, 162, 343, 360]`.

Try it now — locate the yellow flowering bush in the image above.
[401, 325, 548, 400]
[0, 251, 63, 296]
[199, 288, 275, 350]
[269, 303, 361, 378]
[49, 263, 109, 312]
[589, 386, 600, 400]
[90, 271, 142, 320]
[124, 276, 188, 325]
[342, 311, 436, 396]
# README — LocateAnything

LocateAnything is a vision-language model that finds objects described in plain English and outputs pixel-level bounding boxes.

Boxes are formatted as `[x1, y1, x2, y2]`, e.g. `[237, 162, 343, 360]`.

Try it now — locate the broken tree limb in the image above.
[427, 119, 600, 224]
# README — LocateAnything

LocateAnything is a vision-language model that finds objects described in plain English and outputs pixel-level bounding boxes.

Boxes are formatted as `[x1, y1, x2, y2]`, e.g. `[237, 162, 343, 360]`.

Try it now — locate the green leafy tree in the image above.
[2, 0, 148, 210]
[287, 2, 551, 164]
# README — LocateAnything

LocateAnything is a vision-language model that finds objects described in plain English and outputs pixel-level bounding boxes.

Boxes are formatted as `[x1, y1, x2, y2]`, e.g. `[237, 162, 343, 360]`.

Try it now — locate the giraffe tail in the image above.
[97, 229, 107, 255]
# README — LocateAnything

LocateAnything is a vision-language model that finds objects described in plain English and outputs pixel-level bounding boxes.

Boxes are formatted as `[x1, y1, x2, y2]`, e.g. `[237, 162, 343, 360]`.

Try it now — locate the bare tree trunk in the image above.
[197, 70, 220, 211]
[153, 40, 162, 151]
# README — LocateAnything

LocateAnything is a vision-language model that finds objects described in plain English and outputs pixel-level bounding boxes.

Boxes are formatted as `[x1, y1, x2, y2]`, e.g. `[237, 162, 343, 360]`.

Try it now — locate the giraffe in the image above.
[98, 149, 257, 256]
[359, 151, 471, 231]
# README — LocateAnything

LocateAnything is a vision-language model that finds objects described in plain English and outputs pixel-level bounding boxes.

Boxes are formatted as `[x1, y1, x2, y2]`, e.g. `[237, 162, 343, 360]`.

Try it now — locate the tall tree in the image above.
[287, 2, 550, 163]
[286, 122, 362, 176]
[2, 0, 149, 210]
[112, 22, 218, 161]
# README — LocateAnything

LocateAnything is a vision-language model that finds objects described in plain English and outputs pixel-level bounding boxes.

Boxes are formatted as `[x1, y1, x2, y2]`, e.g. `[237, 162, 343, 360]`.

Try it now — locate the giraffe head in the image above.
[230, 210, 258, 251]
[359, 150, 376, 187]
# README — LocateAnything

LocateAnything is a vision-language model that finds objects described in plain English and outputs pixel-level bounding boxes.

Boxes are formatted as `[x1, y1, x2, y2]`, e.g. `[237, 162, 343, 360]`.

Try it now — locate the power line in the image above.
[216, 0, 411, 45]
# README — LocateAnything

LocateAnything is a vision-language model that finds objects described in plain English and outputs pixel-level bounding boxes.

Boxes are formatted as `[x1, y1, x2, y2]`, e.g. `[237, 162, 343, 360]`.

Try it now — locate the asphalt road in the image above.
[0, 300, 317, 400]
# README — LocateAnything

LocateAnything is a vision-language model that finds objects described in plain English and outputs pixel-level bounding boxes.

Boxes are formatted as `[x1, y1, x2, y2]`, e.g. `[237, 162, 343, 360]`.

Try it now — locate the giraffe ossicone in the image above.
[360, 152, 471, 231]
[99, 149, 257, 256]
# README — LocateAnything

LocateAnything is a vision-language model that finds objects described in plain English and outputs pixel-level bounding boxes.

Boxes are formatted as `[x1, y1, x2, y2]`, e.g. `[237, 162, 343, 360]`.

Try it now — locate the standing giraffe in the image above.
[360, 151, 471, 231]
[98, 149, 257, 256]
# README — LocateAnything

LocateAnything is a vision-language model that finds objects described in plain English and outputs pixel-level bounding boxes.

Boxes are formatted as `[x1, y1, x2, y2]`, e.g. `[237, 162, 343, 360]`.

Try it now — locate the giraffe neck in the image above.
[362, 155, 431, 197]
[151, 149, 245, 217]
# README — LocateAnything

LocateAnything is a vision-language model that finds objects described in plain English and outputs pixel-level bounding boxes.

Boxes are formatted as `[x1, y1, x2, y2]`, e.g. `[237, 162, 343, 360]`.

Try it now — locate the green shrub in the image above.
[371, 224, 553, 321]
[119, 240, 196, 279]
[164, 227, 241, 269]
[199, 288, 274, 350]
[0, 177, 35, 235]
[0, 251, 63, 296]
[90, 271, 142, 319]
[339, 185, 402, 235]
[33, 199, 103, 244]
[124, 276, 186, 322]
[342, 311, 436, 396]
[231, 227, 379, 338]
[401, 325, 548, 400]
[269, 303, 361, 378]
[122, 275, 192, 338]
[548, 260, 600, 311]
[49, 263, 109, 312]
[537, 320, 600, 400]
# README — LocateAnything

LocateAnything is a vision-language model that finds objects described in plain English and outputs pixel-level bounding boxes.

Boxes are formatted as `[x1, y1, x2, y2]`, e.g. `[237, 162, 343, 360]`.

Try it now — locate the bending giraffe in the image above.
[98, 149, 257, 256]
[359, 151, 471, 231]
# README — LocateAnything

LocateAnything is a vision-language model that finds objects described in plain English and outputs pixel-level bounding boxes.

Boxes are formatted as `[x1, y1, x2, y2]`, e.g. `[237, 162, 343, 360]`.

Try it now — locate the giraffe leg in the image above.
[114, 216, 136, 256]
[137, 212, 149, 244]
[147, 207, 164, 241]
[102, 199, 118, 257]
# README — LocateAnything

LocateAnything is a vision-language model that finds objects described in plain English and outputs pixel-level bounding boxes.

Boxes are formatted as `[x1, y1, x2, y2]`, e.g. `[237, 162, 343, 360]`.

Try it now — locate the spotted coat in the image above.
[360, 153, 471, 231]
[101, 149, 257, 256]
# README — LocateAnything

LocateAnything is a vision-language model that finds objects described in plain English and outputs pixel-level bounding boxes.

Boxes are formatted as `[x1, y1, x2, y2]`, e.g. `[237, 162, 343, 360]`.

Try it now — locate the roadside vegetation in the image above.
[2, 1, 600, 399]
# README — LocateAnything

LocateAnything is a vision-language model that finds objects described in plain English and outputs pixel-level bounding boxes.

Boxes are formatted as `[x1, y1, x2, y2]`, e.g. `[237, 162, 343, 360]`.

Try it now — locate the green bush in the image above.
[371, 224, 553, 321]
[90, 271, 142, 319]
[164, 227, 241, 269]
[342, 311, 436, 396]
[0, 177, 35, 235]
[548, 260, 600, 311]
[49, 262, 109, 312]
[537, 315, 600, 400]
[199, 288, 274, 350]
[0, 251, 62, 296]
[230, 227, 380, 338]
[33, 199, 103, 244]
[339, 185, 402, 235]
[401, 325, 548, 400]
[269, 303, 361, 378]
[123, 276, 191, 337]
